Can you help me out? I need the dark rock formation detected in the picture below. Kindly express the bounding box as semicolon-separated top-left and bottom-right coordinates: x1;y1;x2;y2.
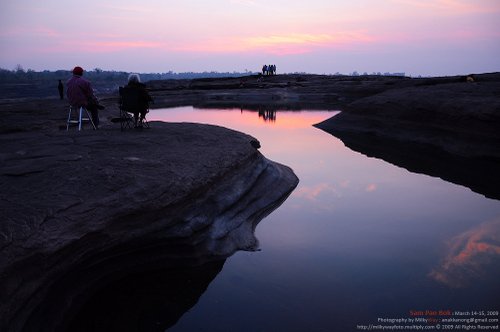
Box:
315;73;500;200
146;74;414;110
0;100;298;331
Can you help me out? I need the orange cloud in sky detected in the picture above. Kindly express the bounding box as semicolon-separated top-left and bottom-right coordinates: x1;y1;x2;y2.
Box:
246;34;335;46
246;32;377;54
245;34;335;55
174;31;377;55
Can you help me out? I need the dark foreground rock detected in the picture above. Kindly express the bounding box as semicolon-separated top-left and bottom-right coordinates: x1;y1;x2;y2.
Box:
0;100;298;332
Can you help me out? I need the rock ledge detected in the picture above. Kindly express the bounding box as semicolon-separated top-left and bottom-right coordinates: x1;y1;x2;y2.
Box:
0;118;298;331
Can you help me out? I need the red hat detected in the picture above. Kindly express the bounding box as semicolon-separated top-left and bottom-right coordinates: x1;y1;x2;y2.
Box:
72;66;84;76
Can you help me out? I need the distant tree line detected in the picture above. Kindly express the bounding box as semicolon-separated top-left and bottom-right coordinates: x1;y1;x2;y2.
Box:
0;66;258;83
0;65;410;99
340;71;406;77
0;65;409;83
0;66;262;98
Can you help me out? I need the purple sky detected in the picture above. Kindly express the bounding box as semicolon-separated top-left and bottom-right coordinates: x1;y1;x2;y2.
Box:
1;0;499;76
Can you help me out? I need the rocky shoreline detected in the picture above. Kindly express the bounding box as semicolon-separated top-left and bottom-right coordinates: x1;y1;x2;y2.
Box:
313;73;500;200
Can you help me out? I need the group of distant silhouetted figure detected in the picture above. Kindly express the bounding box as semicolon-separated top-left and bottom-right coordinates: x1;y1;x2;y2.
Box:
262;64;277;76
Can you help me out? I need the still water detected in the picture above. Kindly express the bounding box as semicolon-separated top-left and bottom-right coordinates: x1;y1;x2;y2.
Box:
151;107;500;332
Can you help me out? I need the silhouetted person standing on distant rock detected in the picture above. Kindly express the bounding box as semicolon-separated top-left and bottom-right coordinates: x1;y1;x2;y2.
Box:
58;80;64;99
262;64;268;76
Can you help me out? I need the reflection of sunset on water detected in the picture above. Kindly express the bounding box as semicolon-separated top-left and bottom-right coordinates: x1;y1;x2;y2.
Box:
158;107;337;128
430;219;500;288
151;107;500;331
154;108;342;156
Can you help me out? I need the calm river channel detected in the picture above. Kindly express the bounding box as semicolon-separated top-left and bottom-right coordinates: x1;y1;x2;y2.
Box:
150;107;500;332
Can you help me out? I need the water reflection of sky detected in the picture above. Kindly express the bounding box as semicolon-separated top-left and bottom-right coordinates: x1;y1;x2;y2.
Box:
151;107;500;332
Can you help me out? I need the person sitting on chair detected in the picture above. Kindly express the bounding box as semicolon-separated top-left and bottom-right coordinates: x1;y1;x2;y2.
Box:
66;66;104;128
125;74;152;128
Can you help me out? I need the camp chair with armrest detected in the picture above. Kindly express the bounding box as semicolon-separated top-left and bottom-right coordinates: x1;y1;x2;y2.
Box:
118;86;150;130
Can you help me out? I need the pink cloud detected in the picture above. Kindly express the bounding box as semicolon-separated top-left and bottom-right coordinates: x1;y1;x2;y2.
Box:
76;40;164;52
340;180;350;188
390;0;500;15
229;0;257;5
0;26;60;38
27;35;166;54
97;4;155;14
429;219;500;288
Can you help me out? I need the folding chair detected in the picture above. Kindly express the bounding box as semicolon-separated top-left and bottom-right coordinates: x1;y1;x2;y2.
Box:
66;105;96;131
118;87;134;131
119;86;150;130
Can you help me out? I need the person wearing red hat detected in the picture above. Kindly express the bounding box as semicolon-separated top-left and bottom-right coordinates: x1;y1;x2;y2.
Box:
66;66;103;127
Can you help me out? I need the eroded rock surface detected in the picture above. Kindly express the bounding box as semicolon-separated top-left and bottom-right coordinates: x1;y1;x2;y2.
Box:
0;102;298;331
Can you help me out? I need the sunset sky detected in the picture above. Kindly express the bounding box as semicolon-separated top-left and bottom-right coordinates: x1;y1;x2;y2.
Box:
1;0;499;76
